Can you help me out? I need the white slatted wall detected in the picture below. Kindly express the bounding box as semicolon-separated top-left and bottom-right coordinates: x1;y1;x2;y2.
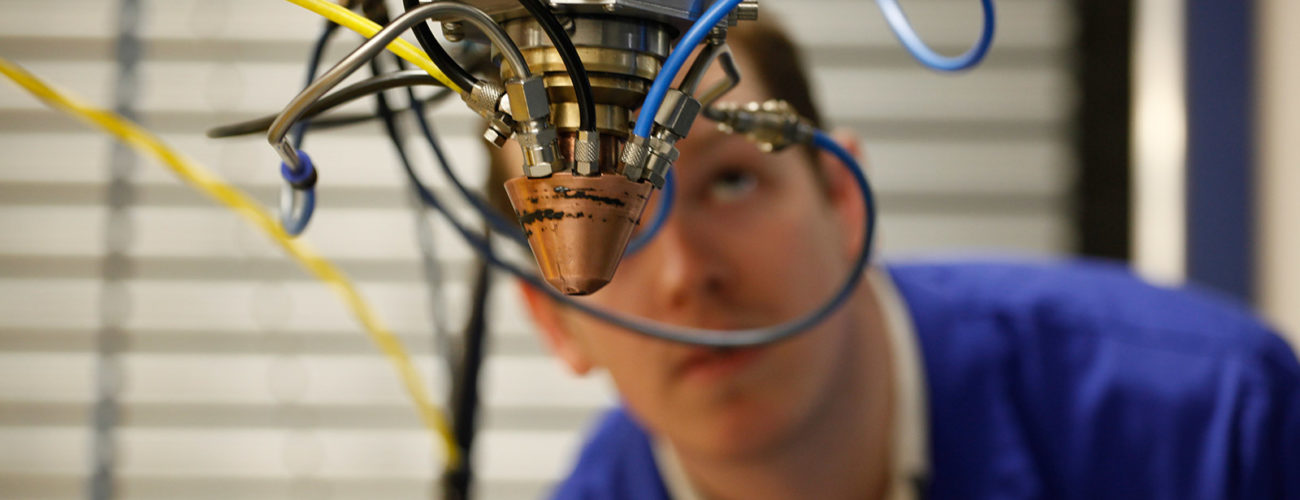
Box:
0;0;1074;498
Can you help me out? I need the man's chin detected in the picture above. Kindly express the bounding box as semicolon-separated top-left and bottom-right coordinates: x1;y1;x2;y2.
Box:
669;395;803;460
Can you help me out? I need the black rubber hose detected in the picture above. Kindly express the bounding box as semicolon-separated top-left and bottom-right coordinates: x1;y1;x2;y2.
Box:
205;73;450;138
518;0;597;131
293;19;341;149
403;0;479;93
444;256;491;500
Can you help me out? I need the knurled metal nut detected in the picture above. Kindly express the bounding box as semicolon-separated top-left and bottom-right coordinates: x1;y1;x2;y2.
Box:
574;140;600;162
621;145;648;169
466;83;505;116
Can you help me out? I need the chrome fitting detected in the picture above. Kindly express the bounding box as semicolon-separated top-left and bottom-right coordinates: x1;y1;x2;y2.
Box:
735;0;760;22
574;130;602;176
622;90;700;188
654;89;702;139
505;76;551;123
515;119;559;178
503;76;558;177
463;81;515;148
620;134;678;189
708;99;815;153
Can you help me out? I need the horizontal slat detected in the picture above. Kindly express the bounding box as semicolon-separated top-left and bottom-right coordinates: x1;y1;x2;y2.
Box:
772;0;1068;50
0;326;545;357
1;0;1060;47
879;210;1072;256
2;61;1069;124
0;401;591;432
0;351;608;407
0;426;586;480
0;133;1070;196
0;474;555;500
0;205;1070;261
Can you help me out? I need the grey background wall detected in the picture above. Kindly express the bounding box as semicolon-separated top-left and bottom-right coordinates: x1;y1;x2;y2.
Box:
0;1;1075;498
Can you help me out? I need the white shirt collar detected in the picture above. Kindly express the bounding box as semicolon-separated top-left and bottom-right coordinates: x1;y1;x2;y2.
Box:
653;268;930;499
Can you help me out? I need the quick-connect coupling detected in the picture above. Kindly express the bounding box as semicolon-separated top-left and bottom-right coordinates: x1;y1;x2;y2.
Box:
706;99;815;152
622;89;701;188
462;81;514;148
507;76;559;178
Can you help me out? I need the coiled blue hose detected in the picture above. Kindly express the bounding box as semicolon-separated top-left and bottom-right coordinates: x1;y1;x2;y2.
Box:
876;0;996;71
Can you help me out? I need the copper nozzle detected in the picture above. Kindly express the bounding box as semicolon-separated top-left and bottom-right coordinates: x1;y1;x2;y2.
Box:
505;173;654;295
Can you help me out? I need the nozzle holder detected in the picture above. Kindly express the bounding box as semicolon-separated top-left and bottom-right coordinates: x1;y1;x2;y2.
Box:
505;173;654;295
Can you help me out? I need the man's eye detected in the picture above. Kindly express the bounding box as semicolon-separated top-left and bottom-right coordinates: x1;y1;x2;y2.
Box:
709;169;758;203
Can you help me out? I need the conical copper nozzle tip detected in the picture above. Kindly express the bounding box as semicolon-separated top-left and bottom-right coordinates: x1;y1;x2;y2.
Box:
505;173;654;295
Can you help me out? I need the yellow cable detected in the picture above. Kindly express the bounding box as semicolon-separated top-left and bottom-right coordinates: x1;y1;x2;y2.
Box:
285;0;465;94
0;57;461;470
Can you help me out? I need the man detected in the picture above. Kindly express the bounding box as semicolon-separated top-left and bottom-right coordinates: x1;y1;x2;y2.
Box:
487;19;1300;500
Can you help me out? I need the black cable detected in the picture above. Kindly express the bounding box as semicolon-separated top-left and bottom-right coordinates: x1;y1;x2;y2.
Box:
294;19;342;150
518;0;597;131
390;32;490;500
362;5;489;497
363;53;475;499
206;75;451;139
444;256;491;500
403;0;479;93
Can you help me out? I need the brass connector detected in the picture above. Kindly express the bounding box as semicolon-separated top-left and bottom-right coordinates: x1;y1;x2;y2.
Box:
707;99;815;152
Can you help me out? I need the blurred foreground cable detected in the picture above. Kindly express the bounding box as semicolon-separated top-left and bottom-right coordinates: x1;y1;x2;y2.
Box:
0;56;461;470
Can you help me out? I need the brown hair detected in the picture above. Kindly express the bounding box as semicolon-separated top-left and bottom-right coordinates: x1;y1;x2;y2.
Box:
726;17;823;130
486;16;824;217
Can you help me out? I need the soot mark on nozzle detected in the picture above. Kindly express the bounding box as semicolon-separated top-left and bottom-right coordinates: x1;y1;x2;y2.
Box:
505;173;654;295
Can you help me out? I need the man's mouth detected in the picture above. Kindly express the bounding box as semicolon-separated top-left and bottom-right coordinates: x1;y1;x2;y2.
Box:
675;347;766;383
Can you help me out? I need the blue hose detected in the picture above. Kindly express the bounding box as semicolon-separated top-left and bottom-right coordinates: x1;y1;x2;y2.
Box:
279;20;337;236
633;0;743;138
281;188;316;237
876;0;996;72
624;168;675;254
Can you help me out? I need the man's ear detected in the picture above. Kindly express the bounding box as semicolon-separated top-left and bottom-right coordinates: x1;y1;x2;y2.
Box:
816;129;870;259
518;281;595;375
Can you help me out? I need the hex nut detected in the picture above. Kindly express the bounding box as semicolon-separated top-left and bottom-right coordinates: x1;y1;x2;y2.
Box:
506;76;552;122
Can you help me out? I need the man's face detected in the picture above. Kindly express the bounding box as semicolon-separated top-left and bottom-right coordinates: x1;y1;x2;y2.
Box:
521;53;867;458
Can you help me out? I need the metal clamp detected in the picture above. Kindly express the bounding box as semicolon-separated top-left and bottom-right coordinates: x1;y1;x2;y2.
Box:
679;43;741;109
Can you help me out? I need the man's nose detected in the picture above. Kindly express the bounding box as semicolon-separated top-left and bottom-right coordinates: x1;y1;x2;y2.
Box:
643;214;730;314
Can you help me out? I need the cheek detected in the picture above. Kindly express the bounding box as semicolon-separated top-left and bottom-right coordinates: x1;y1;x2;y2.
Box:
566;312;671;394
723;198;846;313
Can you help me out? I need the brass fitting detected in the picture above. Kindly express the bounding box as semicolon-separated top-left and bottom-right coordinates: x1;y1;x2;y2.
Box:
707;99;815;153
